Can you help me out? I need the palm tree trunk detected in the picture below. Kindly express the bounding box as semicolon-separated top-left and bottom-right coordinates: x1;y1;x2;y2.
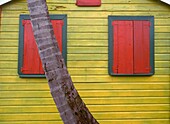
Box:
27;0;99;123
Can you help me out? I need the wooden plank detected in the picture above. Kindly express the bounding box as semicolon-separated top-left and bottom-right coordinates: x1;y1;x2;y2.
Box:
0;25;19;31
0;54;17;60
68;47;107;53
0;69;17;75
83;97;170;105
0;61;17;68
0;75;169;83
0;97;169;106
68;40;108;47
68;54;170;61
0;83;169;91
155;68;170;75
2;11;170;18
0;53;169;61
1;18;170;26
0;40;18;47
155;47;170;53
60;61;107;68
156;26;170;32
1;25;170;34
1;32;169;40
0;61;169;69
155;61;170;68
68;26;107;33
68;68;108;75
0;112;169;120
0;90;169;98
0;67;169;76
155;33;170;40
68;54;108;61
0;46;169;54
155;40;170;47
0;120;169;124
155;19;170;25
0;47;18;54
56;61;170;68
0;39;168;47
71;75;170;82
0;121;63;124
2;39;168;48
0;104;169;113
0;32;18;39
155;54;170;61
98;119;170;124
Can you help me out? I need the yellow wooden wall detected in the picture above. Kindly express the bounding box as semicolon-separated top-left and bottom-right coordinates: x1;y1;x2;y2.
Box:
0;0;170;123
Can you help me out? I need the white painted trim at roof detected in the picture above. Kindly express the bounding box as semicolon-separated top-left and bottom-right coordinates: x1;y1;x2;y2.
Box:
161;0;170;5
0;0;11;6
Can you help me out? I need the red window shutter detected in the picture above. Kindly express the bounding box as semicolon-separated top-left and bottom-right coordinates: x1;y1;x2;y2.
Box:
21;20;43;74
134;21;151;74
112;21;134;74
76;0;101;6
21;20;63;75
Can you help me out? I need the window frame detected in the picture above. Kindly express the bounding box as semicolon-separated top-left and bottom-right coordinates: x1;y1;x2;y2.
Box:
108;16;154;76
18;14;67;78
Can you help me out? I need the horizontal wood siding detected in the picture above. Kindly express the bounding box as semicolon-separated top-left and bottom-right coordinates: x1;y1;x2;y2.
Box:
0;0;170;123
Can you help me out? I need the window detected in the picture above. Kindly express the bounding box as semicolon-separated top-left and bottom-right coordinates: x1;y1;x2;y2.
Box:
76;0;101;6
18;15;67;77
108;16;154;75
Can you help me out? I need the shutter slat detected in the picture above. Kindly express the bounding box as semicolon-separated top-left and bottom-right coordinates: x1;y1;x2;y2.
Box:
134;21;150;74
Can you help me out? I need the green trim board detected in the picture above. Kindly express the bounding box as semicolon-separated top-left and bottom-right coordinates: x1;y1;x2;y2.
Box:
108;16;155;76
18;14;67;78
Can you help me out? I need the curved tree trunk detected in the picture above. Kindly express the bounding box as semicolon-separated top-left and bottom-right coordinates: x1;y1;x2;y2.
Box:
27;0;99;124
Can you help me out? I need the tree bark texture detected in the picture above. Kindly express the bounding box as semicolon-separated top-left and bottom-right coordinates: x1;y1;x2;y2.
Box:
27;0;99;124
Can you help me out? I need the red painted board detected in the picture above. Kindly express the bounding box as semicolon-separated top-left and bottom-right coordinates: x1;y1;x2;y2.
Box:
76;0;101;6
134;21;150;74
112;21;134;74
